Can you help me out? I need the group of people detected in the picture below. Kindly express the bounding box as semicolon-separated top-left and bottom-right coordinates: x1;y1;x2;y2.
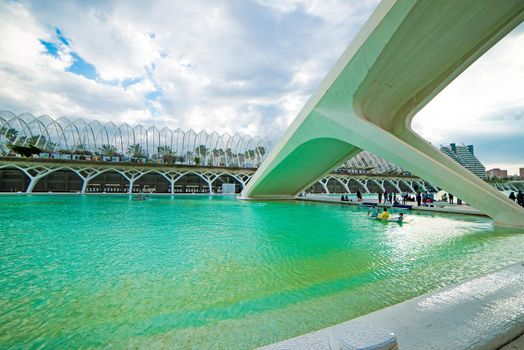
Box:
340;190;364;202
367;205;404;222
509;190;524;207
415;191;435;206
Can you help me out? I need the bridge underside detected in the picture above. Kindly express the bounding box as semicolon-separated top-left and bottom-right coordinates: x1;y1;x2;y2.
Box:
241;0;524;228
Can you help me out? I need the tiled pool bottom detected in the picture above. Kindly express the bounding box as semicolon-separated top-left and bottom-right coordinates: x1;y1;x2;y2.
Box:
1;195;523;349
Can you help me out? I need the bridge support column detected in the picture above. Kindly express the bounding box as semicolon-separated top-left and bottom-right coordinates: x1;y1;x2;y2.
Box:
356;179;370;193
21;166;57;193
319;178;330;194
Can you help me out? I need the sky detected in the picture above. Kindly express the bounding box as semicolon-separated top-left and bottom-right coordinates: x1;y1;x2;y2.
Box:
0;0;523;174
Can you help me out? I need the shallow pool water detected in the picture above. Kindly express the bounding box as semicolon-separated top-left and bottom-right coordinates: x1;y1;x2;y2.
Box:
1;195;523;349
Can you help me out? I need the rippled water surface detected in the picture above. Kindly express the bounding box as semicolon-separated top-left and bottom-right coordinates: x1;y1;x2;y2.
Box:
1;195;523;349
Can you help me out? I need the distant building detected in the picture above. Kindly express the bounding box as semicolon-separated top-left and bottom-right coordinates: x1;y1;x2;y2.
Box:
520;168;524;180
440;143;486;179
485;168;508;179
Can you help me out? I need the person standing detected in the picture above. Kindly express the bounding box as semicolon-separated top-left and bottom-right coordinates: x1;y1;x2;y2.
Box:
384;190;388;203
508;192;516;202
517;191;524;207
356;189;362;201
416;191;422;206
378;191;383;204
449;193;454;204
388;192;393;203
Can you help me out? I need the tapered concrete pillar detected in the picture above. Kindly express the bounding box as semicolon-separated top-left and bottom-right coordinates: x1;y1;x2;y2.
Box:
242;0;524;228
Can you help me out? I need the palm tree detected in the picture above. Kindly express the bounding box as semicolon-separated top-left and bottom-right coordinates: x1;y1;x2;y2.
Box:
225;148;233;166
0;127;18;142
128;143;146;158
195;144;208;164
185;151;193;164
255;146;266;157
157;145;173;156
100;144;118;157
158;145;176;164
73;144;92;155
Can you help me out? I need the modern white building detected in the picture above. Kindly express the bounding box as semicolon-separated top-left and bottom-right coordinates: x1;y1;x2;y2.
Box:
440;143;486;179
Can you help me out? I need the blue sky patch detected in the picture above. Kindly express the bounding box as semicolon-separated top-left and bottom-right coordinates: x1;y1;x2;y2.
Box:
55;27;70;46
145;89;161;101
39;39;59;58
66;52;98;80
122;77;143;88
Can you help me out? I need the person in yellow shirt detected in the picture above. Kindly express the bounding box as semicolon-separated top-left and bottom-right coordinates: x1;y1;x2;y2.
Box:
378;207;390;220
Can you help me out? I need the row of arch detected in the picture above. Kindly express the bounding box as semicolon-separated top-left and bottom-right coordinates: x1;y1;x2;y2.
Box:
0;163;439;195
492;182;521;192
317;176;438;194
0;111;272;168
0;164;252;194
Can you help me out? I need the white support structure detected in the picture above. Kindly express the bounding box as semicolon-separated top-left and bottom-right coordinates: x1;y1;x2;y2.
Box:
370;179;385;192
356;179;370;193
318;178;330;194
0;161;518;200
400;179;416;194
385;179;401;193
74;168;104;193
415;180;427;192
334;177;351;194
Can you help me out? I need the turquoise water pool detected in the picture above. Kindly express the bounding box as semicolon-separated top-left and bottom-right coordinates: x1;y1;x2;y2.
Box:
1;195;523;349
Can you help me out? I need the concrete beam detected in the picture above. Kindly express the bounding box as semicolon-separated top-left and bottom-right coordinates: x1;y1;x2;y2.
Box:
241;0;524;228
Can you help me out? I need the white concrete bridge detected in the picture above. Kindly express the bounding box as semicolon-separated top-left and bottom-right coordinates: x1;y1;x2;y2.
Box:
242;0;524;228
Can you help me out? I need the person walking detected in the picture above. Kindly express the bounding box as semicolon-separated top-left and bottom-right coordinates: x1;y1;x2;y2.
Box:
416;191;422;206
517;191;524;207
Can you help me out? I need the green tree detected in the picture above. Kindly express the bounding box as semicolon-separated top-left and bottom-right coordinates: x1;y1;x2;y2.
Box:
9;144;42;157
72;144;92;155
195;145;208;162
128;143;146;158
185;151;193;164
100;144;118;157
157;145;173;156
255;146;266;157
158;145;176;164
0;127;18;142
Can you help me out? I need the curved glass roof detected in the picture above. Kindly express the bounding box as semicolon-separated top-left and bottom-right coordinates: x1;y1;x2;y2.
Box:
0;111;271;168
0;111;406;173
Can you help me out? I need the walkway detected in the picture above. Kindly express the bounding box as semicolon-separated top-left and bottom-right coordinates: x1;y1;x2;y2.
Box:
300;195;487;217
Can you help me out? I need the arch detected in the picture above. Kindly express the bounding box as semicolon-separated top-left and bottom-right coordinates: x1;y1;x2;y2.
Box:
33;168;83;192
212;173;244;193
88;170;130;193
245;137;359;198
0;165;30;192
348;178;368;193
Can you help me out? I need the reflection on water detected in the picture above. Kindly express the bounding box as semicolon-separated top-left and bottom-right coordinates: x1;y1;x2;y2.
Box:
0;195;523;349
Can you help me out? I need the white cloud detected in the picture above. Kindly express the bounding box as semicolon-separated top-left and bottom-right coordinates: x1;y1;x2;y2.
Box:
0;0;522;172
413;25;524;142
412;24;524;171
